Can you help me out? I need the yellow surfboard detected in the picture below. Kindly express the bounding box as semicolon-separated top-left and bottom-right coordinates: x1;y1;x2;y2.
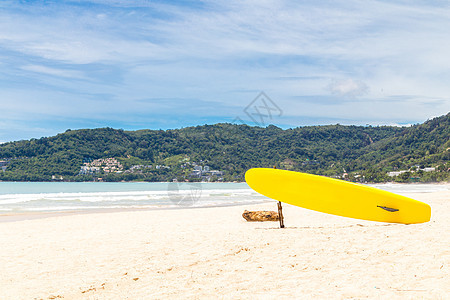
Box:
245;168;431;224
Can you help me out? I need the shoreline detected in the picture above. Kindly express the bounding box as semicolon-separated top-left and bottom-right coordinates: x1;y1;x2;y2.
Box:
1;180;450;184
0;183;448;223
0;200;273;223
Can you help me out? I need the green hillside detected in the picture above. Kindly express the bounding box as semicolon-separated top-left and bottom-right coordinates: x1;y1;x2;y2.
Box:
0;113;448;182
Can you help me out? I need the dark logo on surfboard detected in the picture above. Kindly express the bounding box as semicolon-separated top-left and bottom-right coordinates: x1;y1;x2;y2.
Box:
377;205;399;212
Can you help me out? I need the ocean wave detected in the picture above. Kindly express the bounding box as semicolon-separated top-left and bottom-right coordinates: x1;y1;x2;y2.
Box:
367;183;449;194
0;185;267;213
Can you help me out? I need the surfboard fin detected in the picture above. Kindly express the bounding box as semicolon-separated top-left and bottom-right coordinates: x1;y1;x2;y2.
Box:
377;205;399;212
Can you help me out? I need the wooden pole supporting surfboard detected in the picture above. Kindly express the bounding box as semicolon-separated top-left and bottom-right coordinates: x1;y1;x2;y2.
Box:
272;166;285;228
277;201;285;228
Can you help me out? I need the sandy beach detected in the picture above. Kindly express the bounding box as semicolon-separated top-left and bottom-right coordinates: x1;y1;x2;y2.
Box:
0;188;449;299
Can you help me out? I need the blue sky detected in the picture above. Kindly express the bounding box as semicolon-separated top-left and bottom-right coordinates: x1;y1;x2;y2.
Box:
1;0;449;142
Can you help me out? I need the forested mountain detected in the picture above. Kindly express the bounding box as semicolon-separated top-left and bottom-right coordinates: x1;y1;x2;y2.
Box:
0;113;448;182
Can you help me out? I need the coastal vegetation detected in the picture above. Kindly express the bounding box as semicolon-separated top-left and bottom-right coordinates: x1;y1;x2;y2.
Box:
0;113;448;183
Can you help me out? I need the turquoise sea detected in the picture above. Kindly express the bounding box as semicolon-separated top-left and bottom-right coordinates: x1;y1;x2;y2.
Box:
0;182;270;213
0;181;447;214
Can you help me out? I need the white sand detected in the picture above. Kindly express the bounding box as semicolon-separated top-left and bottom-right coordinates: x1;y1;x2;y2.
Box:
0;188;449;299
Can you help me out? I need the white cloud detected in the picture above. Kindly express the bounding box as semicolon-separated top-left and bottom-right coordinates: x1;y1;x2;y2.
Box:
21;65;86;79
0;0;449;141
326;79;369;98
